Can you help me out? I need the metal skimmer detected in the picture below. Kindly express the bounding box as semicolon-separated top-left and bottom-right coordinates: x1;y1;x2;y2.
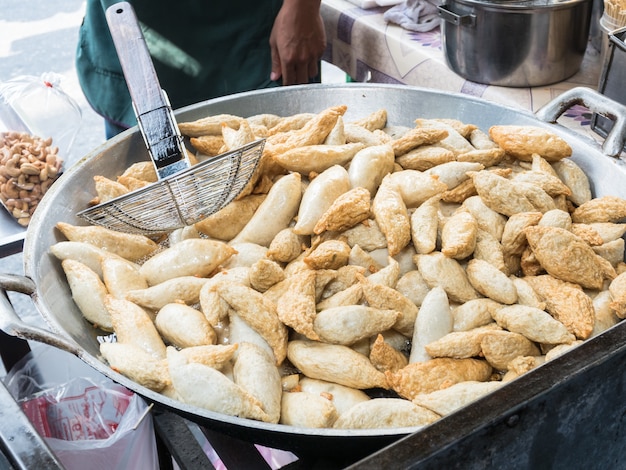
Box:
77;2;264;235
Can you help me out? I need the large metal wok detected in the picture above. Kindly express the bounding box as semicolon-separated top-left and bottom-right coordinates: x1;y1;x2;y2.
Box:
2;84;626;461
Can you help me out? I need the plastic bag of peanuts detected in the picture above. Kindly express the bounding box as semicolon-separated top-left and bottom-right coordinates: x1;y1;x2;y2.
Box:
0;73;82;227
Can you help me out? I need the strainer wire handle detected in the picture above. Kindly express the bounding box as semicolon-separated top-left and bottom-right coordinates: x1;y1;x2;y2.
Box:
105;2;189;179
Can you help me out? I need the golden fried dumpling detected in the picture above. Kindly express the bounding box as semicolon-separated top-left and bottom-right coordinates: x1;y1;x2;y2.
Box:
166;347;269;421
462;195;507;241
217;282;288;364
276;269;319;340
441;210;477;260
273;143;364;174
369;334;409;373
386;358;492;400
298;377;371;416
287;340;388;389
571;195;626;224
139;239;237;286
194;194;266;240
456;148;506;167
501;211;543;256
523;275;595;340
452;298;503;332
56;222;158;261
333;398;440;429
424;324;500;359
178;113;243;137
551;158;592;206
267;228;307;263
412;380;502;417
371;176;411;256
414;119;475;155
609;271;626;319
591;290;620;336
61;259;112;331
491;304;575;345
105;296;166;359
249;258;284;292
304;239;351;270
93;175;128;203
178;344;238;370
155;303;216;348
473;229;507;274
100;342;170;392
488;125;572;162
233;342;282;424
313;187;371;234
524;225;616;290
479;329;541;370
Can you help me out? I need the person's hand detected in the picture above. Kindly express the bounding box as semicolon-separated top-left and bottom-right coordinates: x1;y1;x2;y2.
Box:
269;0;326;85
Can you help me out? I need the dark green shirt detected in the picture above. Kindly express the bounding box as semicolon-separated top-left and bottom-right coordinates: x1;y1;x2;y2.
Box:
76;0;282;127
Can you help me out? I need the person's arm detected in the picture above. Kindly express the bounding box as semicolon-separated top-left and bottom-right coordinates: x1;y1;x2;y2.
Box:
269;0;326;85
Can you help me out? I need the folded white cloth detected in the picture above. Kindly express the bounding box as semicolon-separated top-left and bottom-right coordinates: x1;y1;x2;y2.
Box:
383;0;442;32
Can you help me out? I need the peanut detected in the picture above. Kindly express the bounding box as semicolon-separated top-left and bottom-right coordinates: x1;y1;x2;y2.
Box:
0;131;63;226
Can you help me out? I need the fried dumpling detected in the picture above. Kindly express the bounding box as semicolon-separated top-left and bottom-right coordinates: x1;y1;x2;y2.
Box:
333;398;439;429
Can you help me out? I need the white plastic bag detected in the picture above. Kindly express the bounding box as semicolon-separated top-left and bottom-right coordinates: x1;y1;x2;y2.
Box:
4;348;159;470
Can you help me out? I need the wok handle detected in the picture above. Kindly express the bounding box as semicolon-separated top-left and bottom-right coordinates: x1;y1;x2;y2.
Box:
536;86;626;158
0;274;82;356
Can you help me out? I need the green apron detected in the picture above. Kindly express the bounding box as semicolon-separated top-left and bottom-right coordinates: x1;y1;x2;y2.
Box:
76;0;282;127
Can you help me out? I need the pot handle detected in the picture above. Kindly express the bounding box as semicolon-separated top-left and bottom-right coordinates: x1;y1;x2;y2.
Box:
0;273;82;356
535;86;626;158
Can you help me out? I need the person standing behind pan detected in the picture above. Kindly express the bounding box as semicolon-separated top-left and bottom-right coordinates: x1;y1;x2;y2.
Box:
76;0;326;138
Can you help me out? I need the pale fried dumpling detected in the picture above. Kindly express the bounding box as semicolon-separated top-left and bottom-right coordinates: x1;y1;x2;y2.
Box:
324;115;346;145
466;259;517;305
287;340;388;389
501;211;543;256
551;158;592;206
510;276;545;309
488;125;572;162
105;296;166;359
334;398;439;429
410;195;440;254
424;162;483;190
120;161;158;182
414;252;480;303
220;119;255;151
386;170;448;208
155;303;217;348
100;342;170;392
139;239;237;286
126;276;209;311
512;171;572;198
409;286;453;363
228;312;274;360
313;187;371;234
101;256;147;299
456;148;506;167
217;282;288;364
462;195;507;241
441;210;477;260
369;334;409;372
544;341;584;362
224;242;268;269
280;391;338;428
414;119;475;155
591;290;620;337
248;258;285;292
502;356;545;382
538;209;572;230
313;305;400;345
412;380;502;417
178;113;243;137
396;145;456;171
350;108;388;131
342;218;388;251
266;228;307;263
233;342;282;424
391;127;449;157
194;194;266;240
56;222;158;262
294;165;351;236
273;143;364;174
231;172;303;247
479;330;541;370
452;298;502;332
424;324;500;359
473;229;507;274
92;175;129;203
571;195;626;223
491;304;575;344
50;241;120;278
344;123;385;146
371;175;411;256
524;225;616;290
61;259;112;331
593;238;625;267
166;347;269;421
523;275;595;340
189;134;225;157
360;274;419;336
347;144;395;194
298;377;371;416
366;256;400;287
276;269;319;340
386;358;493;400
396;270;430;307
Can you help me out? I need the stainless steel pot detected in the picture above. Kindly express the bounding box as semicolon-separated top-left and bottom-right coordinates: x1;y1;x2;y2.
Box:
1;84;626;461
438;0;593;87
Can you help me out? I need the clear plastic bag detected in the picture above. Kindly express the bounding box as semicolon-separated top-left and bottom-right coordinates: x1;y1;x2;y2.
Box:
4;348;159;470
